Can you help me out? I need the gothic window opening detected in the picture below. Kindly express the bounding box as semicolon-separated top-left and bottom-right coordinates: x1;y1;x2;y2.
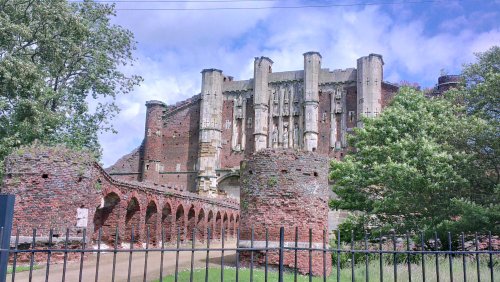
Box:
349;111;355;123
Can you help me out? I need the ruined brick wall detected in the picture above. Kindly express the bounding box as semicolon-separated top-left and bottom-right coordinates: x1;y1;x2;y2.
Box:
143;101;166;183
1;145;239;245
239;149;331;276
381;82;399;108
105;143;143;182
437;75;461;94
317;90;332;156
158;99;201;192
1;145;100;237
345;86;358;129
220;100;245;169
244;96;255;157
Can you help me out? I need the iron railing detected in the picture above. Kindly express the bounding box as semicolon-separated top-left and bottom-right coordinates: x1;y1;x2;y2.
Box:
0;226;498;282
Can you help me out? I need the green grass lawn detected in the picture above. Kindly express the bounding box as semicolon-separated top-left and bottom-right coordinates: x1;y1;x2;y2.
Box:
154;257;499;281
7;265;42;274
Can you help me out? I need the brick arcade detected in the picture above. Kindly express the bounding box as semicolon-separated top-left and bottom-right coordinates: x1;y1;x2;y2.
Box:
1;146;239;245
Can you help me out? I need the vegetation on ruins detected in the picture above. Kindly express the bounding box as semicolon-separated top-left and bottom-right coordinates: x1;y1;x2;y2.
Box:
330;46;499;240
0;0;142;181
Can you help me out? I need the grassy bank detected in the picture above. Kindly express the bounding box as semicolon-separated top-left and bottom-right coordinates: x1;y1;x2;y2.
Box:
154;257;498;281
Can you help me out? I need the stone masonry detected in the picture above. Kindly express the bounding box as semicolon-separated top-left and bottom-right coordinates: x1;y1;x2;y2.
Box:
107;52;400;197
106;52;453;199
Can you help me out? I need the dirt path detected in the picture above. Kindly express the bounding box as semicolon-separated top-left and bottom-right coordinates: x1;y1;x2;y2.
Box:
7;240;236;282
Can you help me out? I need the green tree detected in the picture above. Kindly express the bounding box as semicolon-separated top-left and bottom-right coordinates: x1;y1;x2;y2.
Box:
460;46;500;121
442;46;500;234
330;86;499;239
450;46;500;188
0;0;142;179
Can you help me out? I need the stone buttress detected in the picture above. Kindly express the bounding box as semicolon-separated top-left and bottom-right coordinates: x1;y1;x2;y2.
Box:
197;69;224;195
356;54;383;126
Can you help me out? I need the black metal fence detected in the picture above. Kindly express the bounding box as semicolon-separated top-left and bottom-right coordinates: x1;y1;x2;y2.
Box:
0;225;498;282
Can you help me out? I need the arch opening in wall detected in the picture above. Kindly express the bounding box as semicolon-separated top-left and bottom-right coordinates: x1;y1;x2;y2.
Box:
215;211;222;240
187;206;196;241
145;200;158;246
197;209;206;242
176;205;186;241
217;174;240;200
93;192;121;244
229;214;235;238
223;212;229;238
125;197;141;243
161;203;173;243
207;210;214;240
236;215;240;230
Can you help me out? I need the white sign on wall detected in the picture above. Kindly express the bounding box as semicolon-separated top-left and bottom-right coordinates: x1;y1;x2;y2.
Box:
76;208;89;228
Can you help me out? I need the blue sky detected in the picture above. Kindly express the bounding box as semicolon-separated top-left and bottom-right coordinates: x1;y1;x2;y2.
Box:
98;0;500;167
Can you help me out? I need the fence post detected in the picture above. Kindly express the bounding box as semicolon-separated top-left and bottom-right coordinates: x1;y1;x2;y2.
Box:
278;226;285;282
0;194;15;282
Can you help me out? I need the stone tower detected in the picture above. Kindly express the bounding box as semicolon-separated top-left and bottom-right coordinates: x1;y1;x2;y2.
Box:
239;149;331;276
197;69;224;195
437;75;461;93
253;56;273;152
143;100;166;182
356;54;383;126
303;52;321;151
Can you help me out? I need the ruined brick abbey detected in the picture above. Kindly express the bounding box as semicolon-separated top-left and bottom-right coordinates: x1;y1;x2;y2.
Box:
107;52;406;199
1;51;458;275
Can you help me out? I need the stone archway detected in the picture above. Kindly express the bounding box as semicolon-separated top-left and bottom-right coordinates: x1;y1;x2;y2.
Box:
187;206;196;241
93;192;121;244
145;200;158;246
217;174;240;200
197;209;206;242
175;204;186;241
229;214;235;238
215;211;222;240
223;212;229;239
125;197;141;243
162;202;173;243
207;210;214;240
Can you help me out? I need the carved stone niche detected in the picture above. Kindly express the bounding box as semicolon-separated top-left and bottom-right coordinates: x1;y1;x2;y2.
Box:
235;95;243;107
284;86;290;103
335;141;341;150
335;88;342;100
273;89;279;104
293;103;300;116
234;144;241;151
335;101;342;114
247;117;253;128
283;103;290;116
273;104;280;117
321;112;327;122
293;87;304;103
235;108;243;119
